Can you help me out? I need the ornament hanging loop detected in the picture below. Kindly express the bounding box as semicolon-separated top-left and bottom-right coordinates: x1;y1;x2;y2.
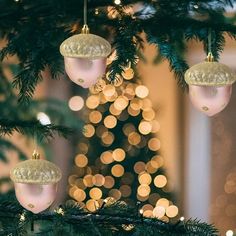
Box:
81;24;90;34
206;52;214;62
32;150;40;160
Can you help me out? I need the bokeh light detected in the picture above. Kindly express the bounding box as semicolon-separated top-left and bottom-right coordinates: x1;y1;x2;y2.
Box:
75;154;88;168
68;96;84;111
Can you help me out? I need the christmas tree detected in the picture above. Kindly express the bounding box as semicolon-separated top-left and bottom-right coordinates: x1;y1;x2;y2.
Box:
1;0;236;235
68;73;177;221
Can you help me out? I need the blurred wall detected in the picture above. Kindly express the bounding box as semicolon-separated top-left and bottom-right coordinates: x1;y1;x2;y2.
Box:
138;42;185;211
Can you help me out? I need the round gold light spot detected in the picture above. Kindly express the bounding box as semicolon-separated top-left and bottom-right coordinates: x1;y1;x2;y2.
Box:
108;189;121;200
142;109;155;121
135;85;149;98
104;176;115;189
128;132;141;145
83;124;95;138
103;84;116;97
151;120;160;133
141;98;152;110
75;154;88;167
153;206;166;218
114;96;129;110
134;161;146;174
112;148;126;162
96;125;108;138
75;178;86;190
154;175;167;188
156;198;169;209
68;96;84;111
166;205;178;218
92;174;105;187
109;104;122;116
111;164;125;177
138;172;152;185
89;111;102;124
86;199;99;212
148;138;161;151
74;189;86;202
137;184;151;197
130;98;142;110
128;106;140;117
104;115;117;129
89;187;102;200
83;175;94;187
122;123;136;136
120;185;132;198
139;121;152;135
100;151;113;164
101;131;114;145
122;68;134;80
86;95;100;109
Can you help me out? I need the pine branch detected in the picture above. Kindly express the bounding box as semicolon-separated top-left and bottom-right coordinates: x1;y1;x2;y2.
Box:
0;119;73;141
145;33;188;89
0;199;219;236
0;139;27;162
107;14;141;82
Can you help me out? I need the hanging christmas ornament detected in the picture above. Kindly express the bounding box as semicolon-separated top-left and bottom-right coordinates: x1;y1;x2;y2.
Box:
10;151;62;214
60;0;111;88
184;30;236;116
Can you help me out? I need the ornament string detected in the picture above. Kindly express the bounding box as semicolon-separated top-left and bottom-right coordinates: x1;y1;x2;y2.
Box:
207;28;214;62
208;28;212;54
82;0;89;33
84;0;88;26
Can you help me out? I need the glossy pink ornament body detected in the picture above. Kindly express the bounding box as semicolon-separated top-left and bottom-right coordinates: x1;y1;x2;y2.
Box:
14;183;58;214
189;85;232;116
64;57;106;88
60;26;111;89
10;151;61;214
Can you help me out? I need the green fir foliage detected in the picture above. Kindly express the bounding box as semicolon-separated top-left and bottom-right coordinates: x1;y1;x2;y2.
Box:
0;196;218;236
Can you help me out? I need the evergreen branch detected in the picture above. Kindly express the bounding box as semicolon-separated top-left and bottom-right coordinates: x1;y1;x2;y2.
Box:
0;119;73;141
0;139;27;161
145;33;189;89
108;15;141;82
0;199;219;236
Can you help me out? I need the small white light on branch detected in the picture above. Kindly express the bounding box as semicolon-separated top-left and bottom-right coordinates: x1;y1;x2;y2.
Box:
54;207;64;216
139;209;144;215
180;216;185;221
104;199;108;203
226;230;234;236
37;112;51;125
114;0;121;5
19;213;26;222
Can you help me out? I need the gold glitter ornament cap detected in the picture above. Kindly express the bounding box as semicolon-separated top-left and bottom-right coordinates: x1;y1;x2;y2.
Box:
60;25;111;60
10;151;62;184
184;53;236;86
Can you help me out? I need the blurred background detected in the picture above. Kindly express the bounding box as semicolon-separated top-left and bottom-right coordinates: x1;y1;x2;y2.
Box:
1;11;236;236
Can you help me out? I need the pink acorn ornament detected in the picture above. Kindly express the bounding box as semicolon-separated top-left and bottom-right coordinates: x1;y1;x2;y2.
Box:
185;53;236;116
60;24;111;88
10;151;61;214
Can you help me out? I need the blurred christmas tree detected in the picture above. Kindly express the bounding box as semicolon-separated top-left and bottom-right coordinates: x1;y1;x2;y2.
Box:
68;66;178;222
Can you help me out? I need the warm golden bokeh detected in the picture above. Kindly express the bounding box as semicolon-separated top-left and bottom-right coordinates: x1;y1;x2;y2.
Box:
68;78;178;221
